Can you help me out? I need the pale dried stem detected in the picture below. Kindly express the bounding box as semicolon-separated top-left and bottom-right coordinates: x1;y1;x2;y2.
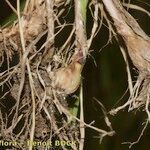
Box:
5;0;17;15
17;1;36;148
43;0;55;62
14;0;27;123
24;0;30;14
26;60;36;150
46;0;54;41
79;84;85;150
74;0;87;59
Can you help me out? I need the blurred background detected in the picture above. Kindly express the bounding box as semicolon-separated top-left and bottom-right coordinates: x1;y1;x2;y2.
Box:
0;0;150;150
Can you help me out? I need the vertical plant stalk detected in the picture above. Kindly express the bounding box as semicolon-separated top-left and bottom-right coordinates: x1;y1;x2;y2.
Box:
74;0;88;149
42;0;55;63
14;0;27;124
46;0;54;45
27;60;36;150
74;0;88;60
79;82;85;150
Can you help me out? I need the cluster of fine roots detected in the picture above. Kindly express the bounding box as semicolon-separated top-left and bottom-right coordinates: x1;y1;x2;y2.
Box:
0;1;81;150
0;0;150;149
